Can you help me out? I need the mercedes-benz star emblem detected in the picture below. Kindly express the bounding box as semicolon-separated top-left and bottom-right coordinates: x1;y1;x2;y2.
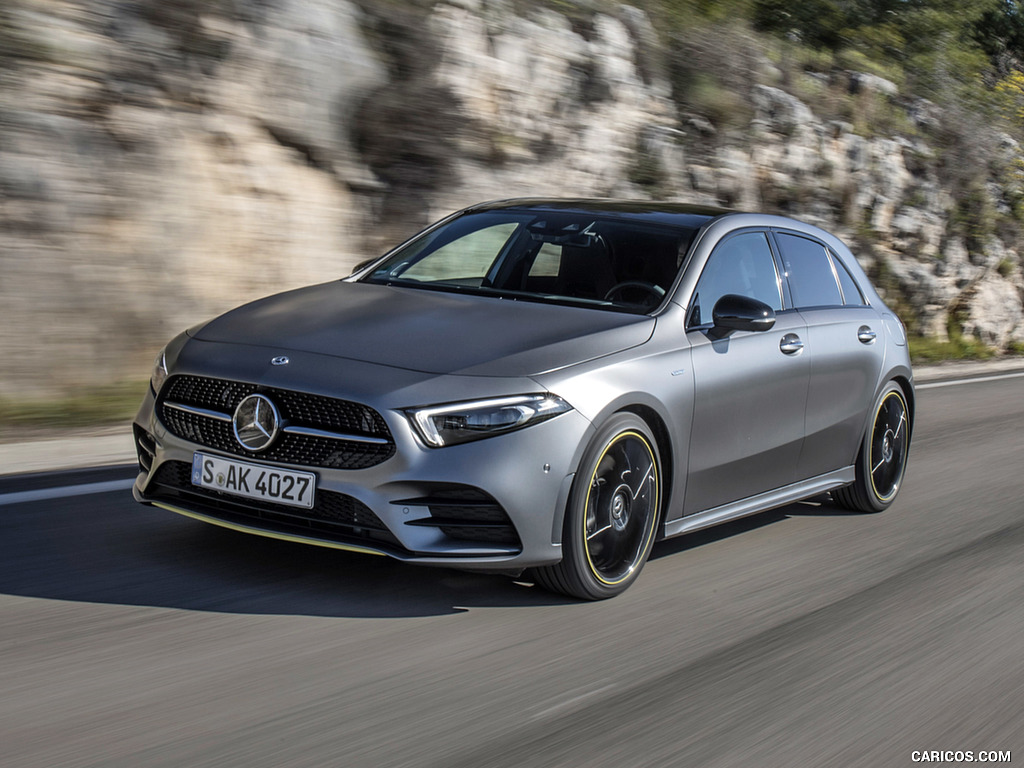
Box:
232;394;281;452
271;356;290;366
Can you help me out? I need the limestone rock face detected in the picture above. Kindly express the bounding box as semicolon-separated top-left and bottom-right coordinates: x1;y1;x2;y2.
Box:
426;2;678;213
964;276;1024;348
1;0;382;396
230;0;383;154
2;0;1024;397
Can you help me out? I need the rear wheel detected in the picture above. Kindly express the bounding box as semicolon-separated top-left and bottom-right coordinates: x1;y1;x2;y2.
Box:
533;413;661;600
833;382;910;513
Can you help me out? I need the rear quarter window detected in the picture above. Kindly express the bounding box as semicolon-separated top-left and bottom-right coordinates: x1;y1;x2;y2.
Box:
831;250;867;305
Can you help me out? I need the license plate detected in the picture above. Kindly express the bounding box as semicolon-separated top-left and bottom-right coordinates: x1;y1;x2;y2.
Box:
192;453;316;509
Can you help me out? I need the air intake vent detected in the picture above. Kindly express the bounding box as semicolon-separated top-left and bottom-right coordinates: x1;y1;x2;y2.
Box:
400;487;521;548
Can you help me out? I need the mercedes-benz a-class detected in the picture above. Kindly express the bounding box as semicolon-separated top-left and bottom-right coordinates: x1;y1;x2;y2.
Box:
133;200;913;599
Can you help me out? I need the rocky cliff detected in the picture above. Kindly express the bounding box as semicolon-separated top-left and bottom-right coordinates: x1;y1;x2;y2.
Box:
2;0;1022;398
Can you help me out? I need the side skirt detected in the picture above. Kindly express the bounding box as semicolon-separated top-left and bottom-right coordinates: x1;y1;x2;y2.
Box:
662;467;855;540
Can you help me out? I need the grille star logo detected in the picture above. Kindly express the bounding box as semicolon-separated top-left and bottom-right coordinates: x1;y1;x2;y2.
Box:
232;394;280;452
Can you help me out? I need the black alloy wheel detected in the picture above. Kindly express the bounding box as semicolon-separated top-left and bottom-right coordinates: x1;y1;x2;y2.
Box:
834;382;910;513
532;413;661;600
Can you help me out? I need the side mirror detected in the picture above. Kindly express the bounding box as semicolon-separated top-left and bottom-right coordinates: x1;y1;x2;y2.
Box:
711;294;776;333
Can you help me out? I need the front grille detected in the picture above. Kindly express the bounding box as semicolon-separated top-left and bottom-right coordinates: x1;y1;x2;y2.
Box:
157;375;395;470
147;460;404;551
401;487;521;548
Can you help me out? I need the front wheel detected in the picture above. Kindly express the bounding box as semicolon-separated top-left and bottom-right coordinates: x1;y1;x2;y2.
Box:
833;382;910;513
532;413;661;600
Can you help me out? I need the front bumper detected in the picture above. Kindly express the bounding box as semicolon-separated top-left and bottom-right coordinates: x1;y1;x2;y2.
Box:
133;379;593;571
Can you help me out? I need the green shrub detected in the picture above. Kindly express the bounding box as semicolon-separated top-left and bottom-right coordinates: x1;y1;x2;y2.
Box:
687;73;753;129
909;335;996;362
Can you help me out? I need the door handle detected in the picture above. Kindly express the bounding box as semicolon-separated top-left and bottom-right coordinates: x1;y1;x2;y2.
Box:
858;326;877;344
780;333;804;355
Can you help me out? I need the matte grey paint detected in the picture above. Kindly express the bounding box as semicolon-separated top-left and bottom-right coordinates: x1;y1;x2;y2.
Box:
134;201;914;574
192;281;655;377
685;310;809;513
797;306;885;477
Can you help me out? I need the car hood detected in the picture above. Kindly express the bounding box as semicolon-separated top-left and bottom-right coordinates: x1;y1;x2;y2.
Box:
191;281;655;377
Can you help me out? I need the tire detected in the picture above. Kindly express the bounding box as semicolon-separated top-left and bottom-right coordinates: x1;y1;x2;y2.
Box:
533;413;661;600
833;381;910;513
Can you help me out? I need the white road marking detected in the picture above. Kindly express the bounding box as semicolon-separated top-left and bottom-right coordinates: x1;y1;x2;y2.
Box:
0;479;135;507
529;684;617;721
917;371;1024;390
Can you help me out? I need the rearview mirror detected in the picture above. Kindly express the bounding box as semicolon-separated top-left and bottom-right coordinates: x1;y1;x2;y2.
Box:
711;294;776;334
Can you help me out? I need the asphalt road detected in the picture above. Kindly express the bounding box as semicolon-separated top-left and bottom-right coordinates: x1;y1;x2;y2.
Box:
1;374;1022;767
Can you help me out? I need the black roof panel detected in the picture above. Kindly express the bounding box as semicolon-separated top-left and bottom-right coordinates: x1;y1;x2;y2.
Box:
468;198;734;229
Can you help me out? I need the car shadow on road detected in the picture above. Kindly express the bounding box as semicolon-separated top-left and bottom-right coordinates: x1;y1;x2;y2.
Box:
649;493;867;560
0;491;574;618
1;487;874;617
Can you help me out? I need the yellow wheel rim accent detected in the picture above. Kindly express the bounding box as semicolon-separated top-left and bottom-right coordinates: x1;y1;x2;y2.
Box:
153;502;388;557
868;390;908;503
582;430;660;586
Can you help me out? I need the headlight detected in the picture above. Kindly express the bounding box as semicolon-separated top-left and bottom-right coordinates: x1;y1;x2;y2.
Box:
406;394;572;448
150;348;168;395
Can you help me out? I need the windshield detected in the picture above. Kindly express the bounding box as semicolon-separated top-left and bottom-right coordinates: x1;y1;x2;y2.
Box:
360;210;698;313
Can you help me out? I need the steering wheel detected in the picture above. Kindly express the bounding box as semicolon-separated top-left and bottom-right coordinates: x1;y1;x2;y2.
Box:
604;281;666;305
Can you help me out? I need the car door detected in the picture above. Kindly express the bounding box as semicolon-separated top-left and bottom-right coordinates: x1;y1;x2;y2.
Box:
683;230;810;514
772;231;885;480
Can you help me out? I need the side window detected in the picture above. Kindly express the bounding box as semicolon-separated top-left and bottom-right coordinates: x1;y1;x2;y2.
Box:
831;251;866;305
776;233;843;308
690;231;782;326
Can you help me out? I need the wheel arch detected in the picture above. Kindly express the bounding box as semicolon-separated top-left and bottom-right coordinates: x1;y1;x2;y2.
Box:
619;404;674;537
892;373;915;442
857;368;915;457
533;408;665;599
551;401;676;546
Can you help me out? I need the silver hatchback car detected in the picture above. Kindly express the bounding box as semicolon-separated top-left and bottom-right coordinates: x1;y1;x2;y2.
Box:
134;199;913;599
